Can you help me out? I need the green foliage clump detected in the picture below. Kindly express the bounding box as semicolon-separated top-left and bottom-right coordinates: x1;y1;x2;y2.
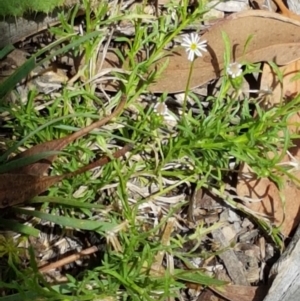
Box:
0;0;66;17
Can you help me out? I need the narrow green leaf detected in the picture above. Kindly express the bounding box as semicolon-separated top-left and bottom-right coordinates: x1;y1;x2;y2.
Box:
0;218;39;237
174;269;227;286
13;208;118;232
0;45;15;59
31;196;105;209
221;31;231;66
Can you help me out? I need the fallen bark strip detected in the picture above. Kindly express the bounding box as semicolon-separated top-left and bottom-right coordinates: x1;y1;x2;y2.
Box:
263;222;300;301
0;0;92;48
0;12;64;48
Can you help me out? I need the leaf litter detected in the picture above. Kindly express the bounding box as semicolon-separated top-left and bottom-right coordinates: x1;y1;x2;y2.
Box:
5;94;127;176
0;144;132;208
0;95;129;208
1;2;300;300
237;59;300;236
99;10;300;93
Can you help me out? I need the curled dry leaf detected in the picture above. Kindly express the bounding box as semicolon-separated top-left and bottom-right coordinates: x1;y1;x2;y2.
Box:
100;10;300;93
237;60;300;236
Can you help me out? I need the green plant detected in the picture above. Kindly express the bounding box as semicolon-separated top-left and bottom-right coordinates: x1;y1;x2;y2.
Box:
1;0;300;299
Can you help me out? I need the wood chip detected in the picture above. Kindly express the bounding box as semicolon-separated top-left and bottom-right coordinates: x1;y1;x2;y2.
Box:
208;0;249;12
212;228;249;286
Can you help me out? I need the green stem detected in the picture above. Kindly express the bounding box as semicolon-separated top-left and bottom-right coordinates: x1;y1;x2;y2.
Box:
182;59;195;115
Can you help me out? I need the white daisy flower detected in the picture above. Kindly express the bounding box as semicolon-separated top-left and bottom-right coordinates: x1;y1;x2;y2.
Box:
227;62;243;78
181;33;207;61
154;102;169;116
153;102;177;124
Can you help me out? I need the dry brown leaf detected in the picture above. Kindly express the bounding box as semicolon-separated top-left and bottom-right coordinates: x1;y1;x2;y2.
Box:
0;144;132;208
100;10;300;93
261;60;300;107
197;289;227;301
7;95;126;176
237;60;300;236
211;284;267;301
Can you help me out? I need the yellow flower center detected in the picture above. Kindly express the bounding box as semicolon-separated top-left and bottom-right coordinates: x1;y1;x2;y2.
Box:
190;43;197;51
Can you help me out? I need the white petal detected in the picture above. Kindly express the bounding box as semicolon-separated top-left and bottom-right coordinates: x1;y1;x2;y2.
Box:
194;49;202;57
191;33;199;43
181;42;191;47
227;62;243;78
154;102;168;115
182;36;191;44
188;51;194;61
199;46;207;52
